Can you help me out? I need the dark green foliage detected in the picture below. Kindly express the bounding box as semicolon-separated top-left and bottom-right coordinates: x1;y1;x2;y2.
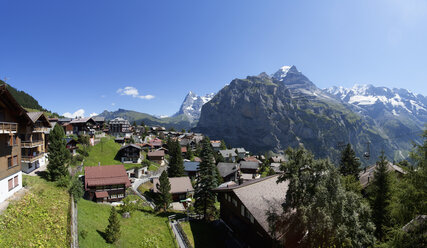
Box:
339;143;361;179
105;207;121;243
69;176;84;202
274;147;375;247
185;144;193;160
47;125;70;181
141;159;151;168
390;129;427;227
156;171;172;211
0;81;45;110
167;139;185;177
120;197;136;215
77;135;90;157
194;138;219;221
370;151;392;240
55;176;70;188
220;140;227;150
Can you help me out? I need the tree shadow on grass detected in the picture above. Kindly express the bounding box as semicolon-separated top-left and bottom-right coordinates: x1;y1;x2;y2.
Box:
36;171;49;180
96;229;107;242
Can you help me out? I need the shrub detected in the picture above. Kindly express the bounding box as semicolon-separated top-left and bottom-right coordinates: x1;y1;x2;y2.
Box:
80;230;88;240
55;176;70;188
69;176;84;201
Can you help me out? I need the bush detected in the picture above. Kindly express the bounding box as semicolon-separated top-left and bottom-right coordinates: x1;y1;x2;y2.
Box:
55;176;70;188
69;176;84;201
80;230;88;240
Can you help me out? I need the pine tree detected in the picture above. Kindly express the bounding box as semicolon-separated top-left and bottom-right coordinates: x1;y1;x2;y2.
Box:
185;143;193;160
371;151;392;240
47;124;70;181
275;147;375;247
220;140;227;150
194;138;219;221
339;143;361;179
105;207;121;243
156;171;172;211
168;140;185;177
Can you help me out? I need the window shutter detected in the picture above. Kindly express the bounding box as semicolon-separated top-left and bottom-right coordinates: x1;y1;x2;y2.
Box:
14;176;18;187
8;179;13;191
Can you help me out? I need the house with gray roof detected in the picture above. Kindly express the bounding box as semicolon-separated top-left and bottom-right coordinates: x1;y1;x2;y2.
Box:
212;175;290;247
219;149;237;162
235;148;247;159
239;161;260;174
359;162;406;188
183;161;200;178
217;162;239;182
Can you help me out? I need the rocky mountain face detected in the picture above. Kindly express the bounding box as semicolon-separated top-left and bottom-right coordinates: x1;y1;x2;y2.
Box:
196;66;422;164
174;91;215;123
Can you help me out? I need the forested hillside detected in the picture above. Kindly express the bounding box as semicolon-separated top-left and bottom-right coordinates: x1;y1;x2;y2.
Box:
0;80;45;111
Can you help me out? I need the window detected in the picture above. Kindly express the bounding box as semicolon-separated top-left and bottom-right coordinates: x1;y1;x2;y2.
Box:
8;179;13;191
110;194;117;199
232;198;237;207
14;176;18;187
8;157;12;168
117;193;124;198
241;205;245;216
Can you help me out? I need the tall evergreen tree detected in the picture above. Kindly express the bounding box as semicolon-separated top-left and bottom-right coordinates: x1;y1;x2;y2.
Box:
105;207;121;243
220;139;227;150
194;138;219;221
167;140;185;177
185;143;193;160
156;171;172;211
339;143;361;179
274;147;375;247
371;151;392;240
47;124;70;181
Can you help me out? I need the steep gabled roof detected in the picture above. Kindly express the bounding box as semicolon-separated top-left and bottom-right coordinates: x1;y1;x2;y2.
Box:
153;176;194;194
84;165;130;189
0;84;32;123
217;162;239;178
26;111;52;127
213;175;289;237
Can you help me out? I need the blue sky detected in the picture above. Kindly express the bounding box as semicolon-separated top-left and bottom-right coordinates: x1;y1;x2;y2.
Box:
1;0;426;117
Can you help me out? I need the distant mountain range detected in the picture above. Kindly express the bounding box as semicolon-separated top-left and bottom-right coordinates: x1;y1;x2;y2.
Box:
98;91;215;130
195;65;425;164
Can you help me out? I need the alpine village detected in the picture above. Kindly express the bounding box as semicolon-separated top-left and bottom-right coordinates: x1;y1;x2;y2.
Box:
1;2;427;248
0;64;426;248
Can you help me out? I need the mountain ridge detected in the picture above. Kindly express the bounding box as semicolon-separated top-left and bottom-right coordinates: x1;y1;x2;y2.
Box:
196;66;423;164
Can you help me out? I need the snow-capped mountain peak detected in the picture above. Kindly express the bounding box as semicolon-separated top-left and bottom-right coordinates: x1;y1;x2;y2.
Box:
325;84;427;120
174;91;215;122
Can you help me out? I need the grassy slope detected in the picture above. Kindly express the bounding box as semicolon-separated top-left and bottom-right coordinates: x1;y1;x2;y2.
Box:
0;176;70;247
78;199;176;248
83;137;141;170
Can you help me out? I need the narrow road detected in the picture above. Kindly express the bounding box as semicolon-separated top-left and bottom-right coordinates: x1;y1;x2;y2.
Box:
171;220;188;248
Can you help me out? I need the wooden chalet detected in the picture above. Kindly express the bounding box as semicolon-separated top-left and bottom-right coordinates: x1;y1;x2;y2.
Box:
212;176;290;247
153;176;194;201
84;165;131;203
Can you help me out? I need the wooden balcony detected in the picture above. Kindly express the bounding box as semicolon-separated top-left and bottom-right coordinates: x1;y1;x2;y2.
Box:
21;140;44;148
21;153;45;163
33;126;49;133
0;122;18;134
